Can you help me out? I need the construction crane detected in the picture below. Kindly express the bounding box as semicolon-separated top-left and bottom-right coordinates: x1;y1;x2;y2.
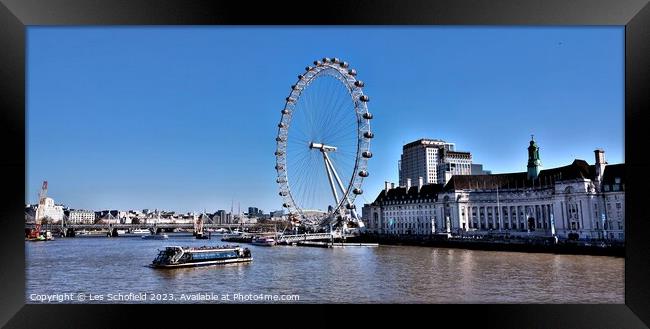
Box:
27;181;50;241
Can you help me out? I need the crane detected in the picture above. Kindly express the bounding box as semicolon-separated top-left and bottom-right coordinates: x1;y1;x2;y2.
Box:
27;181;49;241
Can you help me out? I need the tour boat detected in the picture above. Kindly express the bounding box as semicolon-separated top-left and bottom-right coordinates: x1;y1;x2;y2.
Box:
150;245;252;268
251;236;276;246
131;228;151;234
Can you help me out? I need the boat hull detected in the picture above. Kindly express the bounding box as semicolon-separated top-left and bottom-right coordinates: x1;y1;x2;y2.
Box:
251;238;276;246
150;257;252;269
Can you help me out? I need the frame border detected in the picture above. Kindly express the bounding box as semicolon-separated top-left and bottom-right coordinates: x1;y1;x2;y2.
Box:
1;0;648;328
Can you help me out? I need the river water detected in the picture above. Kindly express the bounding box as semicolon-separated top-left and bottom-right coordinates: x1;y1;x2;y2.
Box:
25;233;623;303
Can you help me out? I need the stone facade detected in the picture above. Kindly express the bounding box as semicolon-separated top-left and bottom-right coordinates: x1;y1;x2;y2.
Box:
363;140;624;242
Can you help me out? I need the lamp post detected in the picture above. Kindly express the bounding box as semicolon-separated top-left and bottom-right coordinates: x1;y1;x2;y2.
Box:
550;212;558;244
601;212;608;242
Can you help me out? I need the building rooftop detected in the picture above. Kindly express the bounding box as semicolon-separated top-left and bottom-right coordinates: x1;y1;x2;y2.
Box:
403;138;451;149
372;184;445;204
601;163;625;186
443;159;597;191
374;159;624;203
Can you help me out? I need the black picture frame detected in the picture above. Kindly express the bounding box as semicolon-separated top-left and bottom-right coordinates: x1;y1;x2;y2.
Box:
1;0;649;328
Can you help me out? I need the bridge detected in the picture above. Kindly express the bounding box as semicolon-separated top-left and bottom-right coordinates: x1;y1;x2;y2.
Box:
25;223;267;236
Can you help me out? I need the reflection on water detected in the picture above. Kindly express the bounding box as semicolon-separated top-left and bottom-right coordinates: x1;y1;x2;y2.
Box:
26;234;623;303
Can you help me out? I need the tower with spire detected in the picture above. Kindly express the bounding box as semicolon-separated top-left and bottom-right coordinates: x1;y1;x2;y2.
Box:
527;135;541;180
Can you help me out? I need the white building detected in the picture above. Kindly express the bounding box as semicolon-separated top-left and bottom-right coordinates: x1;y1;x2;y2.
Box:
68;210;96;224
398;138;473;186
362;180;442;236
364;138;625;242
34;197;64;223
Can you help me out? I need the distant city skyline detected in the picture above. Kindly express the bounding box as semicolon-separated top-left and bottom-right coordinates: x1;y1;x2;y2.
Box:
27;26;624;213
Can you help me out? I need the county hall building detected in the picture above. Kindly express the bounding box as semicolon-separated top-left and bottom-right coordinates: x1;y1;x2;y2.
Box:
362;137;625;241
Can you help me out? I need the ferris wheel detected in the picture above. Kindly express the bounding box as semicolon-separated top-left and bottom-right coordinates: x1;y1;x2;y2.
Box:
275;57;373;227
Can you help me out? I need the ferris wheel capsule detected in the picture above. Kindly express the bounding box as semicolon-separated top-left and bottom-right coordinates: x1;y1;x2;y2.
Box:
348;69;357;76
363;112;373;119
354;80;364;87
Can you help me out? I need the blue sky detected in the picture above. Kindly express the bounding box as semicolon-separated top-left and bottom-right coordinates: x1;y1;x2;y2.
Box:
27;27;624;213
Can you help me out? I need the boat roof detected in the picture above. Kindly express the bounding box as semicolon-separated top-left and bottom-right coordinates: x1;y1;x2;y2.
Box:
163;245;243;251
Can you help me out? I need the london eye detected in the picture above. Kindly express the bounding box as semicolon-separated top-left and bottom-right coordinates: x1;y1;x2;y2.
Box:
275;58;373;231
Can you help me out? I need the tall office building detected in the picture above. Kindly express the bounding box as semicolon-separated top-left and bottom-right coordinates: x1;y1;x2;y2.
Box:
399;139;473;186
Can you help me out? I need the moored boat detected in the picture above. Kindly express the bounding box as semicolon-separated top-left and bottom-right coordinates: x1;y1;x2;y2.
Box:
142;233;168;240
251;236;276;246
195;232;211;240
150;245;252;268
26;230;53;241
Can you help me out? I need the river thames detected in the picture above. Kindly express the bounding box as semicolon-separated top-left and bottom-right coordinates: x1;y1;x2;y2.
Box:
26;233;623;303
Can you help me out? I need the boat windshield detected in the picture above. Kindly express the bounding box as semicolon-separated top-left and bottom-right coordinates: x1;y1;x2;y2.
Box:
153;248;180;264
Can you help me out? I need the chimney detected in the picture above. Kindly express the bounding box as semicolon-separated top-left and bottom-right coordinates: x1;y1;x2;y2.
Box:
418;177;424;192
385;181;391;192
406;178;412;191
594;149;607;187
595;149;606;165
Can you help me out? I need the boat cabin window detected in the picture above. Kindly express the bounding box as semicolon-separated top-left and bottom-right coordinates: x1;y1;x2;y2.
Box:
190;251;238;260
